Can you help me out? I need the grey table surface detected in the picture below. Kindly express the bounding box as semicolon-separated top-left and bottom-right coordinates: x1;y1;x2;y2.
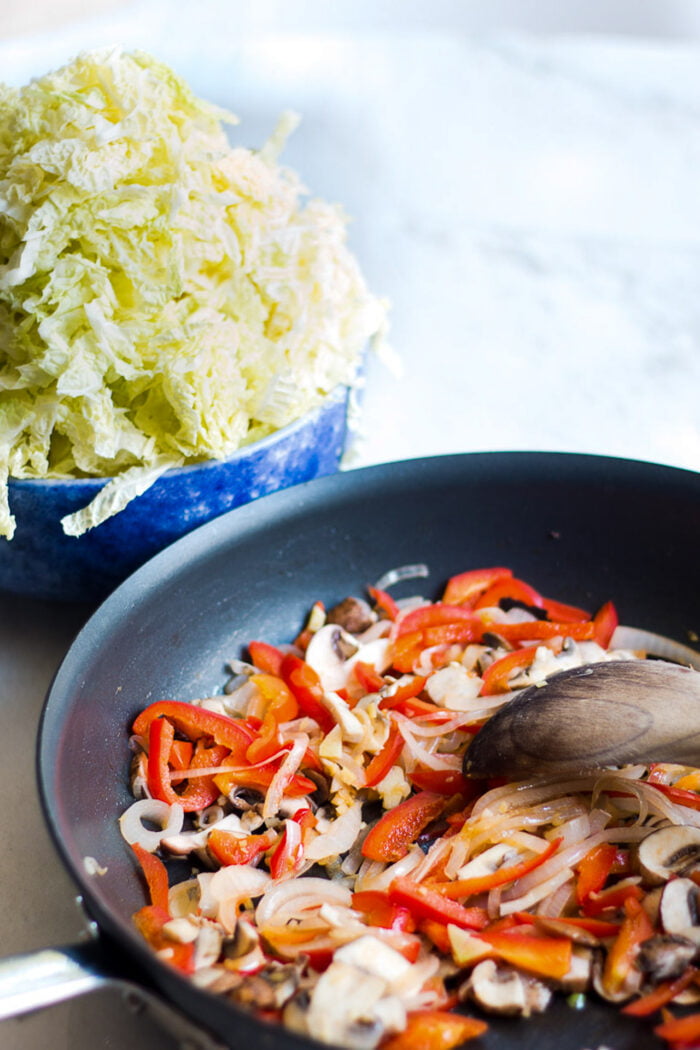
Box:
2;2;700;1047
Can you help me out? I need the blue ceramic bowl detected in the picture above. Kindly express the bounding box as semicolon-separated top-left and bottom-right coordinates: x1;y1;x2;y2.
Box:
0;387;350;603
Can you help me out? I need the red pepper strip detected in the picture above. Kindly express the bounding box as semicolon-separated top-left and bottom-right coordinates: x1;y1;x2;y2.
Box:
367;584;400;621
479;646;540;696
381;1009;488;1050
133;700;256;757
213;762;317;798
515;912;621;939
364;720;405;788
623;967;698;1017
474;576;545;611
423;623;480;647
245;675;299;765
654;1011;700;1046
650;782;700;811
477;928;572;981
378;675;428;710
442;567;513;607
354;660;386;694
601;896;655;1000
408;768;478;799
576;842;619;905
390;631;425;674
392;697;459;723
280;654;336;734
247;640;286;676
178;739;230;810
147;718;184;809
208;828;277;866
429;837;562;899
351;890;416;932
416;918;452;954
362;791;445;862
168;739;194;771
488;619;596;643
582;878;644;917
396;604;482;639
131;843;170;913
132;905;195;974
388;877;490;931
593;600;619;648
541;596;591;623
269;818;304;880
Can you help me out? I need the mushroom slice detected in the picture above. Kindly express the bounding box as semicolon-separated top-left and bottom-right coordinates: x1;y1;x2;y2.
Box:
229;962;302;1012
637;934;698;982
463;959;551;1017
306;960;393;1049
327;597;375;634
660;877;700;941
638;826;700;885
557;946;593;994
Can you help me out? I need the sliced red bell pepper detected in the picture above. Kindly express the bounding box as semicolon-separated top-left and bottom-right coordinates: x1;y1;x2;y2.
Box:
488;619;596;643
245;674;299;765
247;640;286;676
213;761;316;798
388;877;489;931
133;700;255;758
131;842;170;913
650;781;700;811
168;739;194;771
351;890;416;932
442;567;513;607
362;791;445;862
408;768;478;799
541;596;591;623
148;717;227;811
391;697;458;723
269;819;304;880
576;842;619;905
593;600;618;648
416;918;452;954
208;828;277;867
378;675;428;710
381;1009;487;1050
132;905;195;974
396;604;482;639
430;837;562;899
280;654;336;734
654;1010;700;1045
364;720;405;788
367;584;400;621
479;646;541;695
354;660;386;694
474;576;545;611
582;878;644;917
623;967;698;1017
477;928;572;981
601;896;654;1000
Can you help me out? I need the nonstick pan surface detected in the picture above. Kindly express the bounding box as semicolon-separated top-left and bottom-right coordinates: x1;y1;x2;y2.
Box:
38;452;700;1050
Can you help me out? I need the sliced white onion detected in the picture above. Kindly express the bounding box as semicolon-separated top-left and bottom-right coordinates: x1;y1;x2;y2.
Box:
611;626;700;669
118;799;184;851
209;864;271;932
255;876;352;927
499;867;575;916
373;564;430;591
305;802;363;862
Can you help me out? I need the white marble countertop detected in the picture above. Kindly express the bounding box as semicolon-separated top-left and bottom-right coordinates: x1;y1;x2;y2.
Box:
2;3;700;1047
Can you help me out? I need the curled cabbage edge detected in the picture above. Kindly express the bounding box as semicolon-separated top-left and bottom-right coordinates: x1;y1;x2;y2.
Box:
0;48;386;537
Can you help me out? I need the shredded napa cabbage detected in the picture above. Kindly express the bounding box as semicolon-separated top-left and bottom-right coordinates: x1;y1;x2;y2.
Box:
0;48;386;538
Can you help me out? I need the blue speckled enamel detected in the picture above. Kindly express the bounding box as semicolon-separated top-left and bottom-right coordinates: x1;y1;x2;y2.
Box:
0;388;349;602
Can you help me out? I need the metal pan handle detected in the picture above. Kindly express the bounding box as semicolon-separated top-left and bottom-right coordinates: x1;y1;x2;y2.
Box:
0;938;226;1050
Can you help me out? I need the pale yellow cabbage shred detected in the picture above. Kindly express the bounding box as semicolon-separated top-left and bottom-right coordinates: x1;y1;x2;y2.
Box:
0;48;385;537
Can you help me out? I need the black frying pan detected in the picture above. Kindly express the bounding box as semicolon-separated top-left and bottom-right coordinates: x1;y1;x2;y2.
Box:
11;452;700;1049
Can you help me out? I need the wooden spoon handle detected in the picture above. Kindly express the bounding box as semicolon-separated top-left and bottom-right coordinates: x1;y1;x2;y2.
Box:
464;660;700;780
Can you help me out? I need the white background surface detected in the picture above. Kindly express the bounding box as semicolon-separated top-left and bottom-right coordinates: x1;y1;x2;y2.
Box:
2;3;700;1048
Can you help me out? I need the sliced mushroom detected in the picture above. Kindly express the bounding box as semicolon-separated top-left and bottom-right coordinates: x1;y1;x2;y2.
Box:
305;960;390;1049
193;924;224;970
222;918;267;973
306;624;360;691
557;946;593;993
229;962;301;1012
638;826;700;885
592;948;641;1004
161;813;245;857
455;842;520;881
660;877;700;942
637;934;698;982
532;916;601;948
327;597;375;634
462;959;552;1016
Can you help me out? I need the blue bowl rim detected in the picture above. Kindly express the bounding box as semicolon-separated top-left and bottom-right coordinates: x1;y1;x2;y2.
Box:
7;385;348;493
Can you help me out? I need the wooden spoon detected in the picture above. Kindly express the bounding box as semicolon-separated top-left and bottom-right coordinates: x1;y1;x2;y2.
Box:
463;660;700;780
